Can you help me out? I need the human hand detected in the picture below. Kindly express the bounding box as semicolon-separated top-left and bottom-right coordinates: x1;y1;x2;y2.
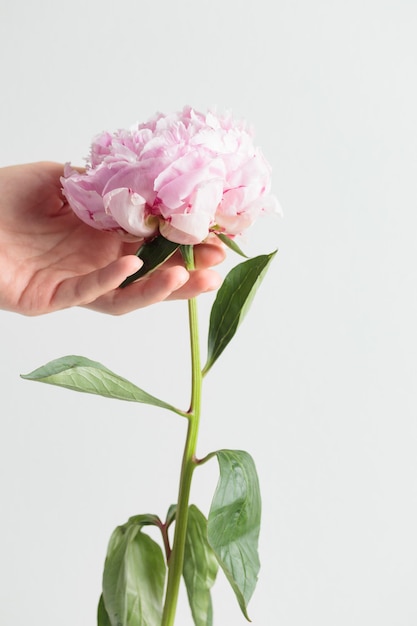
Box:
0;162;226;316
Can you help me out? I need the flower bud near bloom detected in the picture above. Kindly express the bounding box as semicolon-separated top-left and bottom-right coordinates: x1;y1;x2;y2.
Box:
61;106;281;245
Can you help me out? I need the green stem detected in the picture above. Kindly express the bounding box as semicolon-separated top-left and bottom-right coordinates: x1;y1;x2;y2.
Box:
161;247;202;626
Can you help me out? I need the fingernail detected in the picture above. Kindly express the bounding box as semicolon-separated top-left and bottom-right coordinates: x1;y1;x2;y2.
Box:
175;271;189;289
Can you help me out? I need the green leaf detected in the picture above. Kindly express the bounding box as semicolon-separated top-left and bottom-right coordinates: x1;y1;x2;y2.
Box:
102;515;166;626
165;504;177;529
21;355;184;416
215;233;248;258
207;450;261;621
183;505;219;626
120;235;180;288
203;251;277;374
97;594;112;626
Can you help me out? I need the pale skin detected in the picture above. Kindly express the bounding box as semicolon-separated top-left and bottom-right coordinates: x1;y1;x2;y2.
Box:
0;162;226;316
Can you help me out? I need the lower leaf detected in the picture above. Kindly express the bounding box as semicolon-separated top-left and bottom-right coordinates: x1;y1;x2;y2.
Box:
183;505;218;626
97;594;112;626
207;450;262;621
102;516;166;626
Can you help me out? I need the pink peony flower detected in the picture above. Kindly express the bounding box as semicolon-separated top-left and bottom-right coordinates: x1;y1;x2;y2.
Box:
61;106;280;245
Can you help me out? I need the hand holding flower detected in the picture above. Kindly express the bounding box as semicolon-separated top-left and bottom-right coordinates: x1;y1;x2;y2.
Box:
0;161;225;316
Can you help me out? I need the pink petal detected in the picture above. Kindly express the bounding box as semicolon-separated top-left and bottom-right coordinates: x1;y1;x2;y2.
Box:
62;175;121;231
159;212;212;245
103;188;158;239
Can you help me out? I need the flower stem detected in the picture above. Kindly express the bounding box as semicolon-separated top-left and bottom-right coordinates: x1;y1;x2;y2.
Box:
161;247;202;626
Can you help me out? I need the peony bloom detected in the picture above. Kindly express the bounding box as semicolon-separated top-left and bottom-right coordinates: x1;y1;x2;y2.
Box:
61;106;280;245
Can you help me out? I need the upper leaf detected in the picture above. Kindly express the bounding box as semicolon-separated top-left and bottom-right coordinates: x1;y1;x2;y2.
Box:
207;450;262;621
21;355;184;416
203;251;277;374
102;515;166;626
183;505;219;626
214;233;249;258
119;235;180;287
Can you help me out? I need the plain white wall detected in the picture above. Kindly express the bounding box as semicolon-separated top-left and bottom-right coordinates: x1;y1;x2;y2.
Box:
1;1;417;624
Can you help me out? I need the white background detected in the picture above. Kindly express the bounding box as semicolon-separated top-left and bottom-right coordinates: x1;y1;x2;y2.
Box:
1;1;417;624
